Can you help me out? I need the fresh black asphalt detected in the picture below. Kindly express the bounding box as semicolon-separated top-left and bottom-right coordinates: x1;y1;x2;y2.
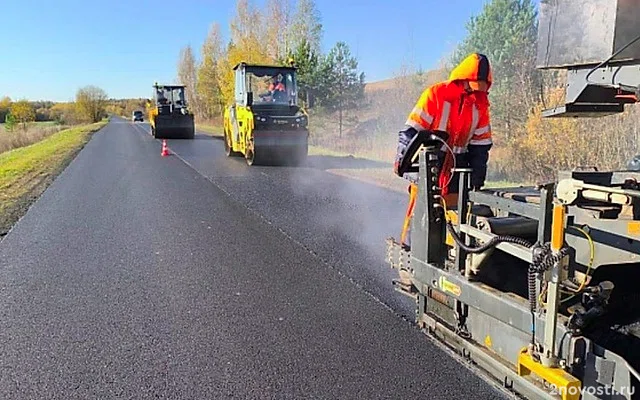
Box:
0;118;510;399
156;124;414;318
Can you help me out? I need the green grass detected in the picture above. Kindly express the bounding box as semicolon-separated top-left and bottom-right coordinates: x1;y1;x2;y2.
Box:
32;121;58;127
0;120;107;235
196;123;223;137
483;180;528;188
308;145;393;164
0;120;106;189
308;145;356;158
0;120;60;132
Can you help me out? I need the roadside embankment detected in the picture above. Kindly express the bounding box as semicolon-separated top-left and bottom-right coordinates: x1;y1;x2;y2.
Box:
0;120;107;236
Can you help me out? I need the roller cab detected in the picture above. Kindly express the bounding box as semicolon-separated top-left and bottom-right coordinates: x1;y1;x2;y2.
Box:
223;62;309;166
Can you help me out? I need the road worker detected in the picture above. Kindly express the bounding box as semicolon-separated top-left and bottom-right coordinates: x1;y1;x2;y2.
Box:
394;53;493;248
269;74;285;93
259;74;286;102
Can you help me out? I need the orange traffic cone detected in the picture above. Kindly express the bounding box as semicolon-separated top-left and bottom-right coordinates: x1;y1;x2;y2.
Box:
161;140;170;156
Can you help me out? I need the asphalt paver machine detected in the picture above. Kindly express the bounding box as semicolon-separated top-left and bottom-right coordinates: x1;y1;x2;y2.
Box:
386;1;640;398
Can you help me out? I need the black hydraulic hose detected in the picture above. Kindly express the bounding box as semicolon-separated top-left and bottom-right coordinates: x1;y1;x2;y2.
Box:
557;330;572;360
528;244;548;344
445;221;533;253
528;271;538;344
585;32;640;87
527;243;570;344
446;220;570;345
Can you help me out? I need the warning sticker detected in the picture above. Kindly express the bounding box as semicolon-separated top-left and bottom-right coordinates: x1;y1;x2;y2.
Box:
439;276;461;297
628;221;640;236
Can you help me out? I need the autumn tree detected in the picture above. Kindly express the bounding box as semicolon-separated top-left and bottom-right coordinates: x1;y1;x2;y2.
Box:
229;0;269;59
177;45;200;116
319;42;365;137
289;0;323;55
10;99;36;130
0;96;11;121
123;99;147;117
218;0;273;105
102;98;147;120
197;23;225;120
35;107;51;121
265;0;293;60
178;0;330;114
75;85;108;123
51;102;80;125
105;103;124;118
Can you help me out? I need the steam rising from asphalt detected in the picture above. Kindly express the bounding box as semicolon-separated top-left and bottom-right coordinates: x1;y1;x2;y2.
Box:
280;157;418;317
287;157;406;263
280;67;426;263
281;77;414;264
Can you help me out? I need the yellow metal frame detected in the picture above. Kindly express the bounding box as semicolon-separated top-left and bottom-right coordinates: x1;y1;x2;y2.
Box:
517;348;581;400
445;210;457;246
147;104;158;130
401;183;418;244
551;204;565;252
223;105;255;156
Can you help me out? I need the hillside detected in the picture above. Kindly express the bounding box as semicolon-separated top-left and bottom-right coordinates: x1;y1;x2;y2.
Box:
364;68;447;94
309;68;448;161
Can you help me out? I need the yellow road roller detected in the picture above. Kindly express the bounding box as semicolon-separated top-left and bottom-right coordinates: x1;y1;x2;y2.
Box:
147;83;195;139
223;62;309;166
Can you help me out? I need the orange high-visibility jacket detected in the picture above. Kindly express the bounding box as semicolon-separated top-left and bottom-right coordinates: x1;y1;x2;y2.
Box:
269;82;285;92
397;53;493;194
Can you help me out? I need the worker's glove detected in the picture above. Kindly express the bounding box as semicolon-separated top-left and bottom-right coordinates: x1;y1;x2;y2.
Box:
394;127;416;177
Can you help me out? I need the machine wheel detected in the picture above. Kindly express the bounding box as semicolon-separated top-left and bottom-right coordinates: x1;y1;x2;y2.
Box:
224;129;240;157
245;147;258;165
245;142;267;166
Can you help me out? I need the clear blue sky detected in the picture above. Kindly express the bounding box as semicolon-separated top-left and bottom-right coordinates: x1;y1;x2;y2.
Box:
0;0;493;102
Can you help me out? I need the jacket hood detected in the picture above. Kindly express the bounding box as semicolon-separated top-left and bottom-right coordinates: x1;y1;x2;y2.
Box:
449;53;492;89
